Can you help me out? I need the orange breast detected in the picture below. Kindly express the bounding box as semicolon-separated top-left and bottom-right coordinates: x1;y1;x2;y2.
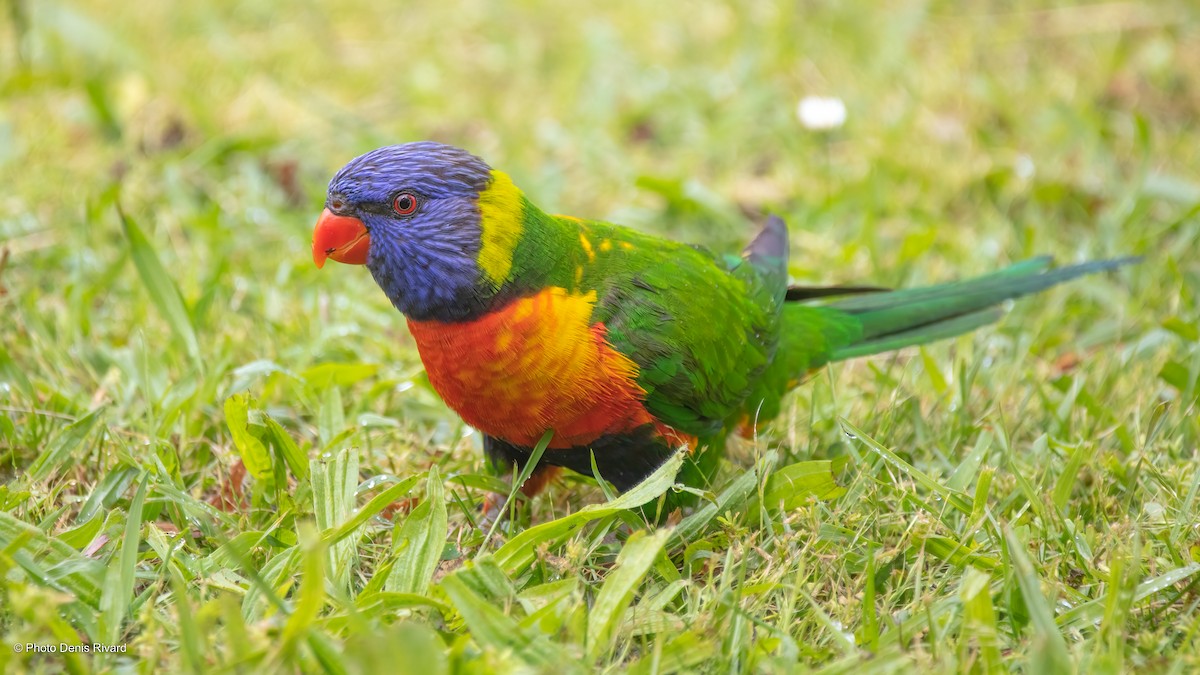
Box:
406;287;658;448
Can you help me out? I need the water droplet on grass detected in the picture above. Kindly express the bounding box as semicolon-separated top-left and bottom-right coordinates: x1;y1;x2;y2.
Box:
356;473;405;495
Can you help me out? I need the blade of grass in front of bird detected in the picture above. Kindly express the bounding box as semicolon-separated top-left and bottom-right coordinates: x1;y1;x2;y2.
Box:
842;418;973;514
99;474;148;646
168;561;204;675
118;207;202;370
795;586;856;657
1004;526;1072;673
585;528;672;661
492;449;683;575
482;429;553;545
1096;532;1140;672
674;470;755;545
321;475;422;547
1053;438;1096;512
946;430;992;493
0;512;104;610
386;466;448;596
760;459;847;511
440;572;571;668
959;566;1004;675
27;408;104;482
860;546;879;651
311;447;359;592
630;630;717;675
1058;562;1200;629
224;394;272;482
590;450;620;501
278;525;326;663
241;545;300;622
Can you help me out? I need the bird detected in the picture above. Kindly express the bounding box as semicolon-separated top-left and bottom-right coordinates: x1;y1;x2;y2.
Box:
312;141;1135;504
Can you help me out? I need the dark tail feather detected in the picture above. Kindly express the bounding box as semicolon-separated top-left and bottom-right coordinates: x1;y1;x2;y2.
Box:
827;256;1140;361
785;284;890;301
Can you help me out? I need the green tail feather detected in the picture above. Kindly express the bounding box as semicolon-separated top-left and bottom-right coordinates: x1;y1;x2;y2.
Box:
737;255;1136;437
827;256;1139;362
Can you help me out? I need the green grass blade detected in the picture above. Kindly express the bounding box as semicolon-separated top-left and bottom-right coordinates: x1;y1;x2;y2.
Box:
947;430;992;493
28;408;104;482
223;394;272;482
1059;562;1200;630
118;208;202;369
797;586;856;657
99;474;148;645
386;466;448;595
279;525;326;662
1004;526;1073;673
482;428;553;543
318;385;347;448
627;630;716;674
241;546;301;622
321;475;422;547
168;563;204;675
1096;533;1140;672
1052;438;1096;512
761;459;847;511
585;528;671;660
493;449;683;575
959;567;1003;675
842;418;973;514
0;511;104;608
440;572;571;668
347;591;453;621
310;447;359;592
860;547;879;651
264;414;309;480
673;462;759;545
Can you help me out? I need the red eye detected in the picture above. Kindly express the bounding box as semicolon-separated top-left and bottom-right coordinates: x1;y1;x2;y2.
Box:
392;192;418;216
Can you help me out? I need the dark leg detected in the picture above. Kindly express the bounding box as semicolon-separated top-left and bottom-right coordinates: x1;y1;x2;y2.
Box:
483;427;677;493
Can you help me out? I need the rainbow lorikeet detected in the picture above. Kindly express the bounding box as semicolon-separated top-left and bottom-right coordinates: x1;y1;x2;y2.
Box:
312;142;1133;499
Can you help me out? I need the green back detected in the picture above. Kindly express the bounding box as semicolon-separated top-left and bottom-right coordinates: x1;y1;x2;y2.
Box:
502;200;1135;445
504;204;787;437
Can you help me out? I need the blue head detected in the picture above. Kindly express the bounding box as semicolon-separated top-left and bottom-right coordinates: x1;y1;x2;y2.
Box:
312;142;499;322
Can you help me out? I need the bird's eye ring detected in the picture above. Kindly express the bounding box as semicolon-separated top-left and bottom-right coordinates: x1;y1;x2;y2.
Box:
392;192;419;216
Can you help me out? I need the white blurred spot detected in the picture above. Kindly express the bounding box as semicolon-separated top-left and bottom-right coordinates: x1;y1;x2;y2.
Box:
797;96;847;131
1015;154;1036;181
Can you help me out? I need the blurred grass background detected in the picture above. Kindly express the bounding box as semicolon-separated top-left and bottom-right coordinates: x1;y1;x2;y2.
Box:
2;0;1199;672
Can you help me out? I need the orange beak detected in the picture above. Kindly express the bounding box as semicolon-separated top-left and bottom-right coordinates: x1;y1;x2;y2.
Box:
312;208;371;268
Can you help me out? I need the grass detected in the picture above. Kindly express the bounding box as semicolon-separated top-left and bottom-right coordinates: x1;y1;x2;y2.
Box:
2;0;1199;671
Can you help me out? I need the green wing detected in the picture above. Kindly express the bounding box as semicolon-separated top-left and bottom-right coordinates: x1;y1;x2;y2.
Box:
572;219;787;438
